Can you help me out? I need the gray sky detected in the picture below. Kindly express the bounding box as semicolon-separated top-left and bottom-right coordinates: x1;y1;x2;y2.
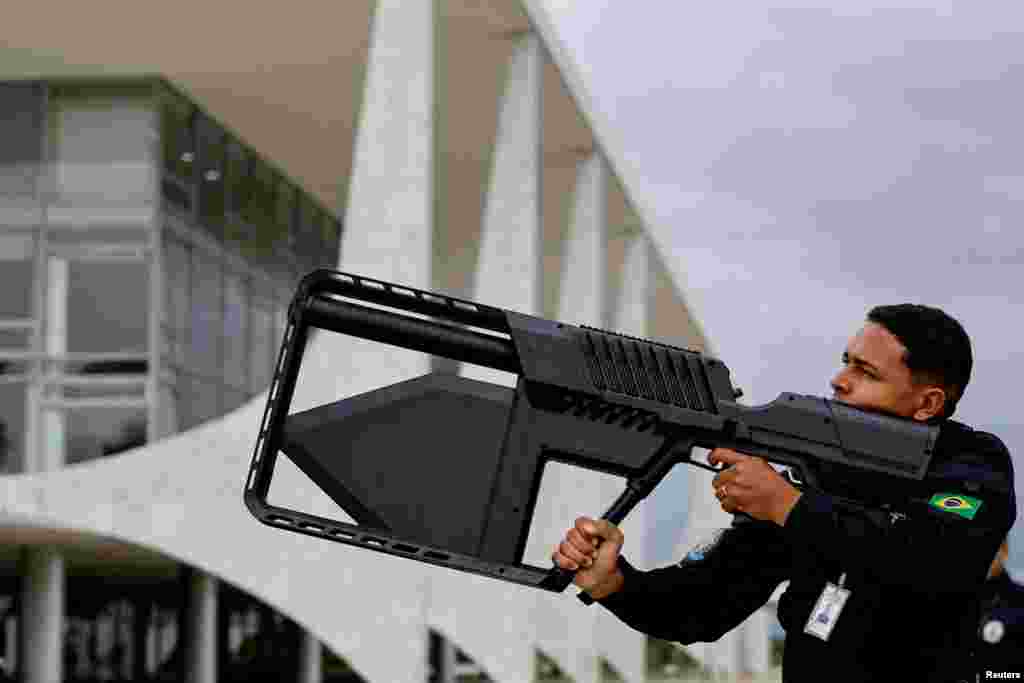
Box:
543;1;1024;567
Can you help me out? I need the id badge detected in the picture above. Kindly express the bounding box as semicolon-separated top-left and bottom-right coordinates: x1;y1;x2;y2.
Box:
803;580;851;641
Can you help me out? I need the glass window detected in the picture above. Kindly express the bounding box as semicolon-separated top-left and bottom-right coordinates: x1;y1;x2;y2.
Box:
0;329;31;349
292;200;315;273
65;406;147;464
225;140;249;218
0;83;44;197
0;382;27;474
196;116;226;239
275;181;296;228
52;96;157;203
159;88;195;211
188;249;222;376
249;293;273;394
223;386;249;417
47;226;148;248
322;212;341;268
223;271;248;389
160;88;195;179
0;232;35;318
240;160;284;270
275;181;297;253
163;237;190;367
174;374;220;432
67;261;149;353
58;372;147;400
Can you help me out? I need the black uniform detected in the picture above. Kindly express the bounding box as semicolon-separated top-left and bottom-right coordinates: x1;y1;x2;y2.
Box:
975;570;1024;679
594;420;1016;683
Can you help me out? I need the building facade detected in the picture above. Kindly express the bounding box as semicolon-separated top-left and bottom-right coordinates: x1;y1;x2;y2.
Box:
0;75;352;681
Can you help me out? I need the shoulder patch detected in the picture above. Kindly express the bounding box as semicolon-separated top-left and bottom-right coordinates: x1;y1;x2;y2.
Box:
680;529;726;566
929;492;982;519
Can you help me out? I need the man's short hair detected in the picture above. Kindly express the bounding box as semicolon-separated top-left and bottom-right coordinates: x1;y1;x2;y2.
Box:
866;304;973;420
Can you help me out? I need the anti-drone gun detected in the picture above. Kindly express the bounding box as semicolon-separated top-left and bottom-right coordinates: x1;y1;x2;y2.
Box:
243;269;939;594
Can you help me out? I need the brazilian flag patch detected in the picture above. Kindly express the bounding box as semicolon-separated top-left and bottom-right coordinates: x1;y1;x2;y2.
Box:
929;493;983;519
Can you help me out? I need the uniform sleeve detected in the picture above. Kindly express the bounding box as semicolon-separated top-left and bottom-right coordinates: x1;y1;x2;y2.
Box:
594;517;790;644
782;430;1016;594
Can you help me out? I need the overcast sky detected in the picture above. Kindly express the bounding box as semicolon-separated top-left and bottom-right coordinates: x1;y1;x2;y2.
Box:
542;1;1024;568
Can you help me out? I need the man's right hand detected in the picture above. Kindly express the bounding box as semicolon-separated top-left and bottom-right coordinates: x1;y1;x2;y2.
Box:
552;517;626;599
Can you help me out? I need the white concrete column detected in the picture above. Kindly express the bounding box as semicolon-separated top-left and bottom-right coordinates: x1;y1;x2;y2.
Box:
558;153;607;326
527;152;610;683
596;231;653;683
467;30;544;330
19;256;68;683
429;31;543;683
341;0;435;282
298;631;322;683
19;547;63;683
39;255;67;473
267;1;436;681
186;571;217;683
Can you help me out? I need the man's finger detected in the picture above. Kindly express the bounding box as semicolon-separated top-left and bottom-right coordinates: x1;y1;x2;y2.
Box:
713;468;738;488
567;529;597;556
556;540;591;568
575;517;622;545
552;550;579;571
575;516;599;538
708;448;747;467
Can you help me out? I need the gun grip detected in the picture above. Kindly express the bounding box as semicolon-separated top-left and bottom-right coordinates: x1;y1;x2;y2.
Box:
539;565;577;592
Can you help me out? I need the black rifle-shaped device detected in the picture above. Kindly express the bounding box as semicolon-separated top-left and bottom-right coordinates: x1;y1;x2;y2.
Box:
244;269;939;593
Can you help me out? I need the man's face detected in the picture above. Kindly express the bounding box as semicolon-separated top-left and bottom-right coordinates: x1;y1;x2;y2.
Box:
830;321;942;421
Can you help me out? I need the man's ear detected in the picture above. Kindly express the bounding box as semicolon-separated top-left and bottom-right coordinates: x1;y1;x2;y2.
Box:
913;386;947;421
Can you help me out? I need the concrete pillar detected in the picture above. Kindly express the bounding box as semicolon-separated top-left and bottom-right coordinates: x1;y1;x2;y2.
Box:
558;153;607;326
428;30;543;683
271;1;436;681
298;631;322;683
596;231;653;683
341;0;435;280
528;152;610;683
19;256;68;683
39;255;67;472
19;547;64;683
473;31;543;315
186;571;217;683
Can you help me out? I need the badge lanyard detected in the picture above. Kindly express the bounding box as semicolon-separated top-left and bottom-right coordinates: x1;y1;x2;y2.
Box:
804;572;851;642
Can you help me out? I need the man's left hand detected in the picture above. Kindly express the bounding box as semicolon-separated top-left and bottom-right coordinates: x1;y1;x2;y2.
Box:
709;448;803;526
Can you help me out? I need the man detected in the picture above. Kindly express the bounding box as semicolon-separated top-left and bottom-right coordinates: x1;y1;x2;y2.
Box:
553;304;1016;683
976;539;1024;678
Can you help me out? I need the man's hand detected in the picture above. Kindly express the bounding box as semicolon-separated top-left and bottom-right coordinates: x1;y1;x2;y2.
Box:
552;517;625;599
709;448;802;526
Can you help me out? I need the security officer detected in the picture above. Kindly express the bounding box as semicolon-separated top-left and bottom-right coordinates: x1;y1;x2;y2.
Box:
976;539;1024;679
554;304;1016;683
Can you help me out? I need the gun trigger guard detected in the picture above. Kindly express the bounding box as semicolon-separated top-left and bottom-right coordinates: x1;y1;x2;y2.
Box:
688;459;727;475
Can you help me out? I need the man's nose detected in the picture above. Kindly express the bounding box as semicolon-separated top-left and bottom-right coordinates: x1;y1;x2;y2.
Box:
830;370;850;395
